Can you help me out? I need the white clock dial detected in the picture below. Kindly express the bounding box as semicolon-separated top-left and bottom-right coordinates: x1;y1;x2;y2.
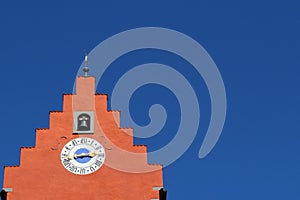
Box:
60;137;105;175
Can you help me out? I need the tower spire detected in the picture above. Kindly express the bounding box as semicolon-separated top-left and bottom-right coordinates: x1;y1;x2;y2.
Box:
83;54;89;76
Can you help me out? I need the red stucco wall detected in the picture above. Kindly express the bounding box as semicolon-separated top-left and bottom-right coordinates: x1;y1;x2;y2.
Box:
3;77;163;200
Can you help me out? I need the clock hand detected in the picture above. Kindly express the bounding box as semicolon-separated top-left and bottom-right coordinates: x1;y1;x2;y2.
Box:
64;155;74;160
74;152;89;159
76;151;98;158
88;151;98;157
65;151;98;160
62;153;85;160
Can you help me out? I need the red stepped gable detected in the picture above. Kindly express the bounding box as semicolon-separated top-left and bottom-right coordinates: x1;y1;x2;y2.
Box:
2;76;165;200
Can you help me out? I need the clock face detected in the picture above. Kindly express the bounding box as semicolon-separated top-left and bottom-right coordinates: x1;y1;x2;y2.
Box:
60;137;105;175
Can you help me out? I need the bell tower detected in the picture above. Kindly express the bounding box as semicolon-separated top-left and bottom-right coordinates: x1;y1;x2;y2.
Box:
1;58;166;200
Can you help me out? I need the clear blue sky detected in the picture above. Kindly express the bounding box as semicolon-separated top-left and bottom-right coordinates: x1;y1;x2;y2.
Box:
0;1;300;199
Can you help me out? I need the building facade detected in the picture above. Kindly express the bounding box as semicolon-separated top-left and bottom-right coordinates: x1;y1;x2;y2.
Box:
2;75;166;200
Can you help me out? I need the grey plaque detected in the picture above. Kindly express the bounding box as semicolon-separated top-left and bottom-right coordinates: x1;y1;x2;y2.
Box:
73;111;94;134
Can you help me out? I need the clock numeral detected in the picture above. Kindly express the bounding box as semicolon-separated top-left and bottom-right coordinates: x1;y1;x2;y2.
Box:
95;160;102;167
80;138;88;144
79;168;86;174
69;165;77;172
72;140;78;146
64;146;70;151
90;140;94;145
95;146;102;150
90;166;95;172
97;153;105;157
63;160;71;167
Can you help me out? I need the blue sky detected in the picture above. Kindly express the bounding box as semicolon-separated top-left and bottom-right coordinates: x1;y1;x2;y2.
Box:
0;1;300;199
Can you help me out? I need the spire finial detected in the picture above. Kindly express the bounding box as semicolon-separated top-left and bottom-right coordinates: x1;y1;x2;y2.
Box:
83;53;89;76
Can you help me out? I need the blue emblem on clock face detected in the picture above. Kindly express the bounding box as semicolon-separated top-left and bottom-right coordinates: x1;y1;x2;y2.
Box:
74;148;91;163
